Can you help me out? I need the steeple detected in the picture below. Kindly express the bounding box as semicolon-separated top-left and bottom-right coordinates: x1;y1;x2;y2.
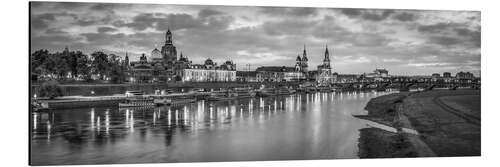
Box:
324;44;330;62
302;44;308;61
165;28;173;44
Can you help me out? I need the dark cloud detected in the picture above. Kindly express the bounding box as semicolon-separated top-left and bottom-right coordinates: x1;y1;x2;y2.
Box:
76;18;99;26
341;9;362;17
97;27;118;33
361;10;394;21
262;19;316;36
417;22;480;47
45;28;67;34
417;23;452;33
31;13;56;29
157;13;205;31
428;36;461;46
454;28;481;47
393;12;417;22
198;9;223;18
260;7;318;17
341;9;394;21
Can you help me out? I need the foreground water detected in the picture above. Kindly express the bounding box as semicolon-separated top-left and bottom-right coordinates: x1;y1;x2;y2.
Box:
31;91;394;165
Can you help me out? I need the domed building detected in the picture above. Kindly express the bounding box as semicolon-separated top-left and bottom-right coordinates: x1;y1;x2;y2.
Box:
128;28;191;83
150;48;162;62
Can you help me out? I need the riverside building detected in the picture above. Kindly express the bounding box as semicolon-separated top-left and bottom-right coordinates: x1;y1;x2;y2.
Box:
182;59;237;82
129;29;191;83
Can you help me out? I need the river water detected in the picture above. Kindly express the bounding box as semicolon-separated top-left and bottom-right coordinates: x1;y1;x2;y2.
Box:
30;91;394;165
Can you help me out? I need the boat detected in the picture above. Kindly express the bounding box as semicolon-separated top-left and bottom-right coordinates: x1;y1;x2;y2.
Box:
276;87;294;95
152;93;197;106
234;87;256;98
124;90;145;97
31;101;49;112
119;97;155;108
318;87;333;92
255;88;276;97
153;98;172;106
206;90;238;101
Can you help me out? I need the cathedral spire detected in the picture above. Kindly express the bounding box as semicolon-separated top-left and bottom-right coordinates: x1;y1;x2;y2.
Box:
302;44;308;61
324;44;330;61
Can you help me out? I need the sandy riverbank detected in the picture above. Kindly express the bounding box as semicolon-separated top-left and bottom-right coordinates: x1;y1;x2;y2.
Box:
356;89;480;158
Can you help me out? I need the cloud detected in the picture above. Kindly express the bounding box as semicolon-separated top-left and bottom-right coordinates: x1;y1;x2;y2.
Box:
97;27;117;33
198;9;223;18
260;7;318;17
393;12;417;22
29;2;481;75
340;8;394;21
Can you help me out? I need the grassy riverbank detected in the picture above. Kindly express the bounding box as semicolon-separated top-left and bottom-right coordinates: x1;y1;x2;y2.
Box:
356;89;480;158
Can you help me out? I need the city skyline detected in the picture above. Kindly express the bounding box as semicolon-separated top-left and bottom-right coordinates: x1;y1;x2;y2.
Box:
30;2;480;76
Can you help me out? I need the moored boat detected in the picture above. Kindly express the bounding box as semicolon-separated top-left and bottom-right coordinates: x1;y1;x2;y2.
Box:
234;87;256;98
119;98;155;108
206;90;238;101
255;88;276;97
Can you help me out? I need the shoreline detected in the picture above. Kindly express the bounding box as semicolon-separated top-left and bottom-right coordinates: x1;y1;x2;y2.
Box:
356;89;480;158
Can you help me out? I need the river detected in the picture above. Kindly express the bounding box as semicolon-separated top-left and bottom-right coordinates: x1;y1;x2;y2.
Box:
30;91;395;165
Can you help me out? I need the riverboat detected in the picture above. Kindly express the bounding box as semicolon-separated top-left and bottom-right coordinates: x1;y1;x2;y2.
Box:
234;87;256;98
256;88;276;97
206;90;238;101
119;98;155;108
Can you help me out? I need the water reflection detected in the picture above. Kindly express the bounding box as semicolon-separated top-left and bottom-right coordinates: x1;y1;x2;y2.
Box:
31;91;395;165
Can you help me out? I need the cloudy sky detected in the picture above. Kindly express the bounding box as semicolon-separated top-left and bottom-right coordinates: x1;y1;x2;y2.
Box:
30;2;480;76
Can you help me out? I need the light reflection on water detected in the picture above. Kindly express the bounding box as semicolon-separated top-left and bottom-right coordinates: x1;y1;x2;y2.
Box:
31;91;395;165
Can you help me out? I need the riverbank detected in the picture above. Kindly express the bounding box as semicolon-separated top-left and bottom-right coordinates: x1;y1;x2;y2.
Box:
356;89;480;158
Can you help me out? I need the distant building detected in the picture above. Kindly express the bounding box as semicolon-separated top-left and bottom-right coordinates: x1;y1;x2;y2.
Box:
456;71;474;79
129;29;191;83
316;45;334;85
236;71;258;82
182;59;236;82
295;45;309;73
129;54;153;83
443;72;452;78
335;74;359;83
432;73;440;78
256;66;304;82
364;68;389;81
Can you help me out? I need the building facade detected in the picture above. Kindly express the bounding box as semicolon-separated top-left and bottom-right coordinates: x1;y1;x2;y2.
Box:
182;59;237;82
456;71;475;79
316;45;334;85
256;66;304;82
129;29;191;83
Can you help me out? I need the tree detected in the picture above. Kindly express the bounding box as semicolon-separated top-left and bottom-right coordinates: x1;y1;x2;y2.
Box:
38;80;63;99
52;52;70;79
108;54;125;83
90;51;109;80
31;49;49;75
74;52;91;80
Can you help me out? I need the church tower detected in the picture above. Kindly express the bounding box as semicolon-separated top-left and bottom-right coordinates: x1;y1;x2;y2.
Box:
165;29;173;44
295;54;302;71
323;45;331;69
301;45;308;72
161;28;177;64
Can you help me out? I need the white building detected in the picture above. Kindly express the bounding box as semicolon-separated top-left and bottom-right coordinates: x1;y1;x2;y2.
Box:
182;59;236;82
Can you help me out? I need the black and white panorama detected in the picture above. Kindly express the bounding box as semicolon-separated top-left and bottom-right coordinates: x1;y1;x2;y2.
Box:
30;2;480;165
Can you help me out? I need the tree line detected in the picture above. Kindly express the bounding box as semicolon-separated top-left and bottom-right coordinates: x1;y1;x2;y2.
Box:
31;48;129;83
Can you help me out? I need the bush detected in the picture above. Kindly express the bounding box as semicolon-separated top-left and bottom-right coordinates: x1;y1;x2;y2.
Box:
38;80;63;99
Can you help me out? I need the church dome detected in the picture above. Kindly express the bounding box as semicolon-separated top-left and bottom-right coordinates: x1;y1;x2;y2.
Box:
205;58;214;65
151;48;162;60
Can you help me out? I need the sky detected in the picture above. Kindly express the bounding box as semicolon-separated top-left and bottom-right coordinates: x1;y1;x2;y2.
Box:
30;2;481;76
